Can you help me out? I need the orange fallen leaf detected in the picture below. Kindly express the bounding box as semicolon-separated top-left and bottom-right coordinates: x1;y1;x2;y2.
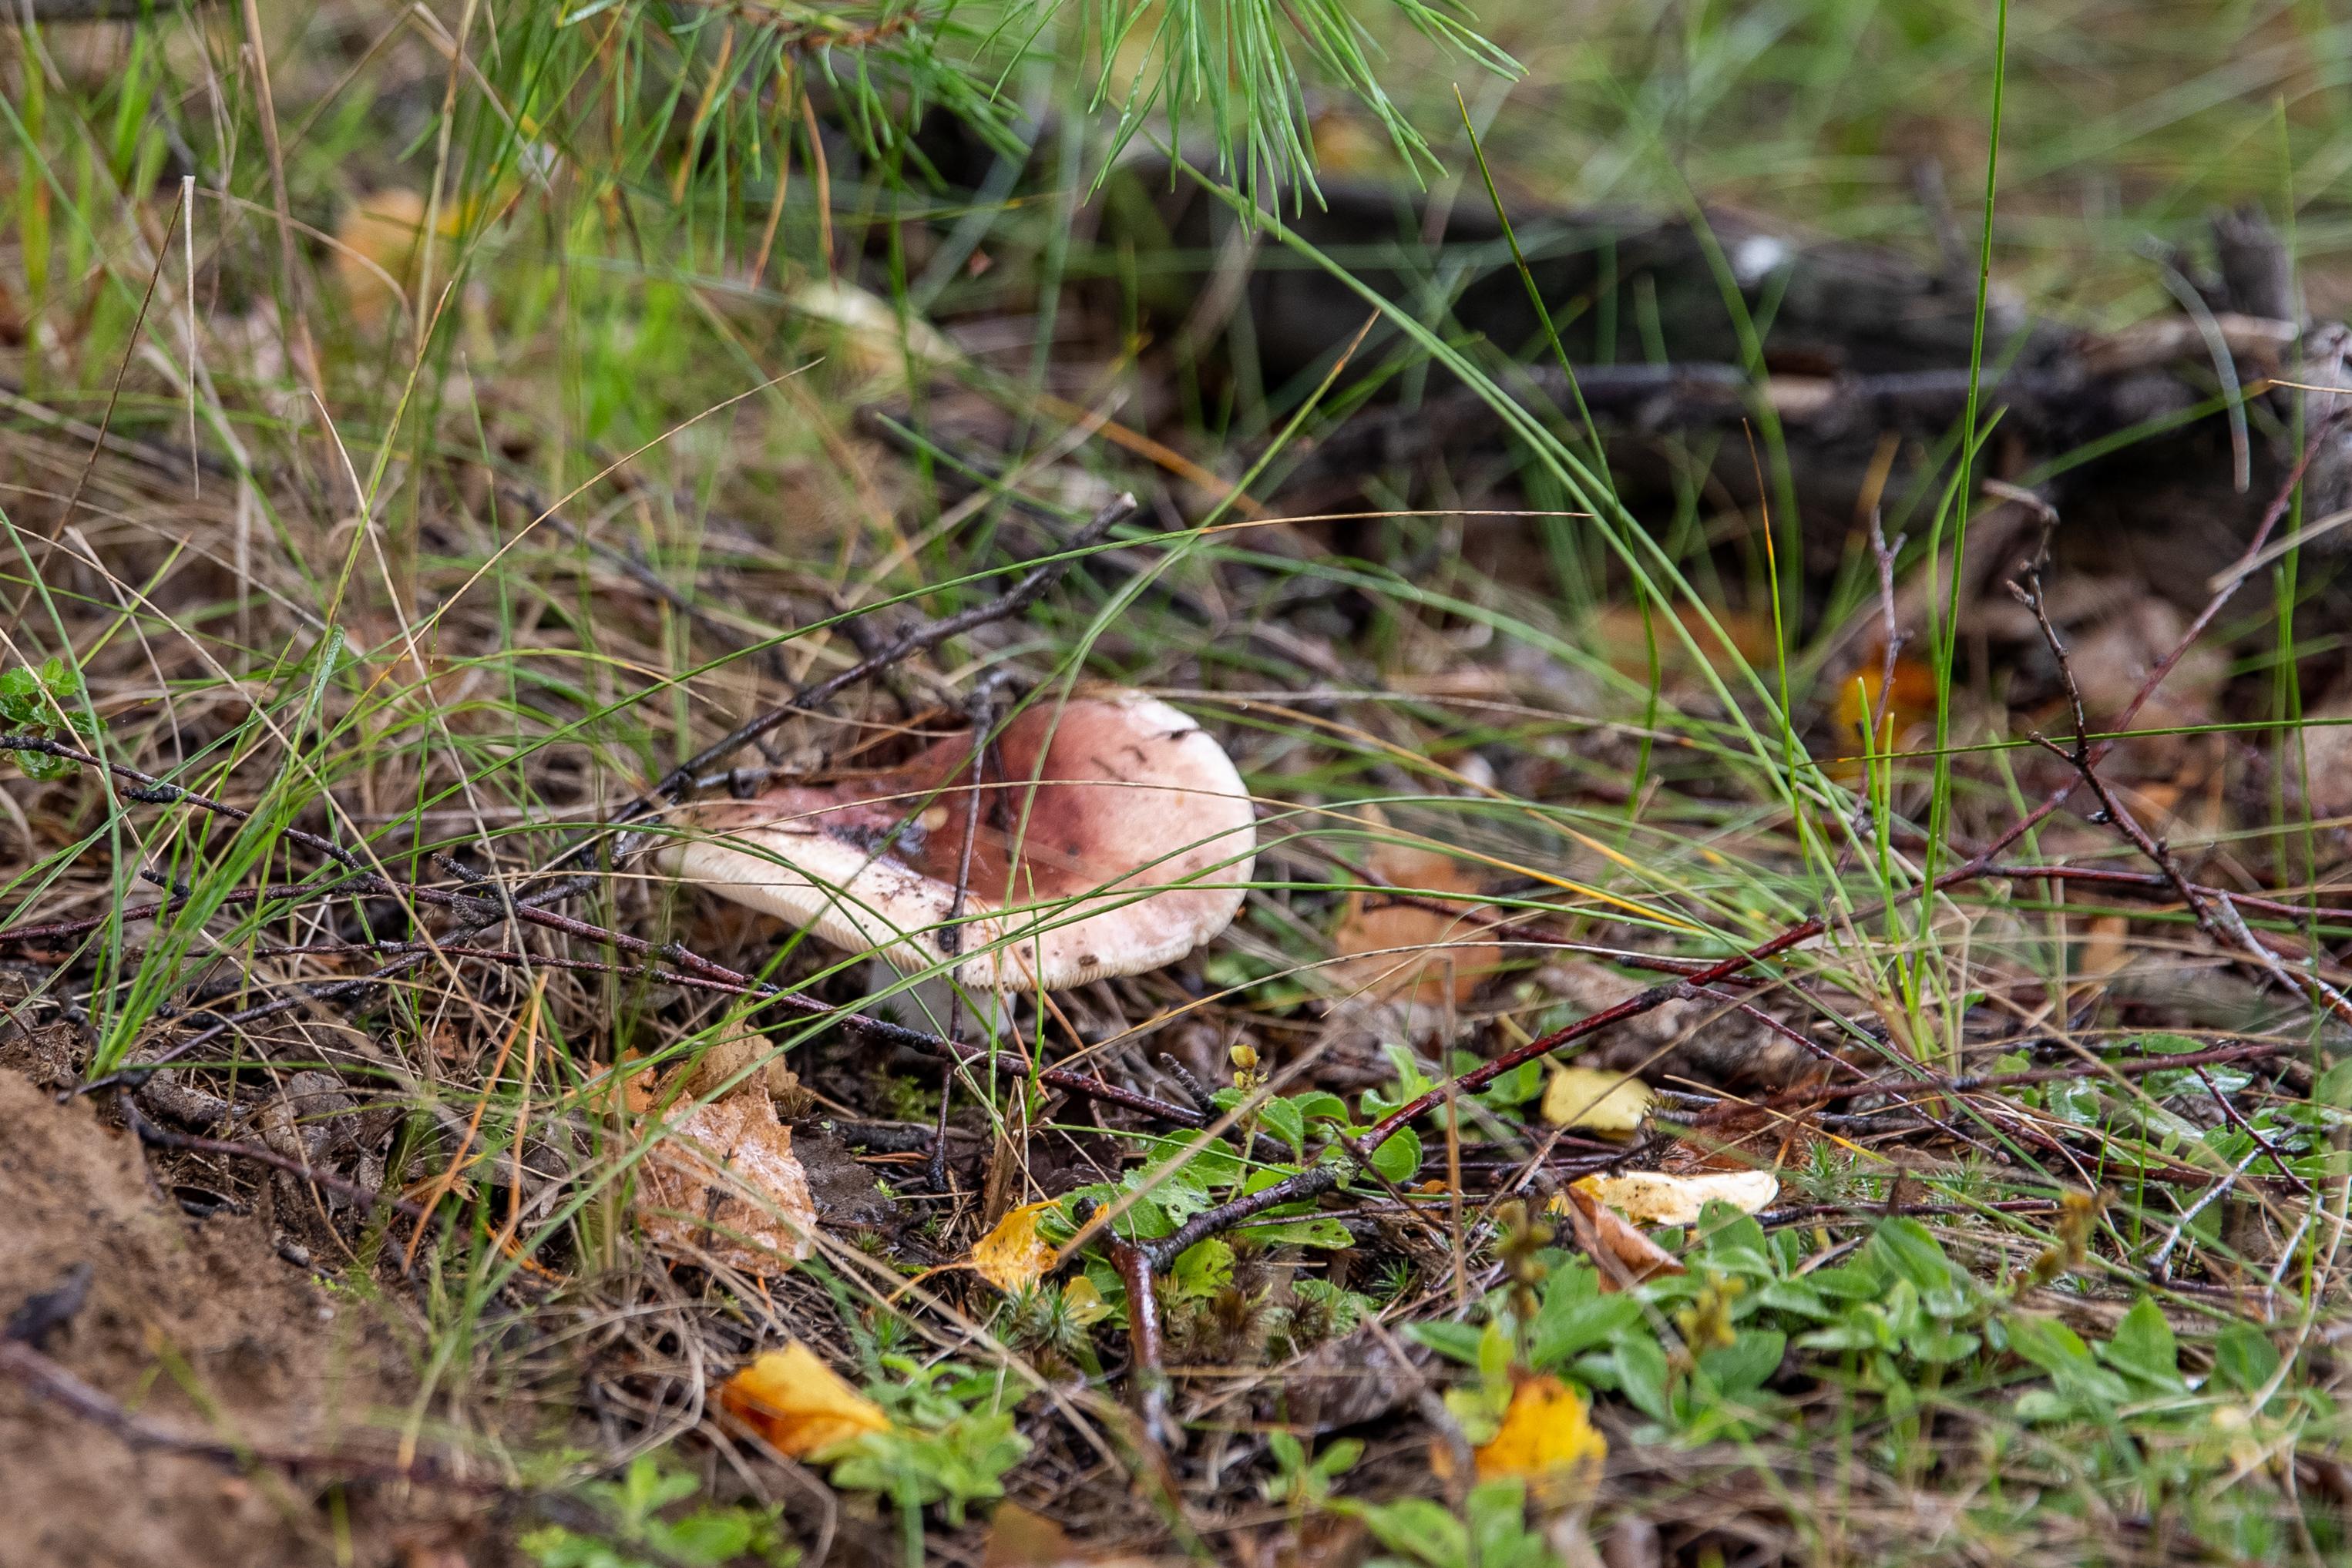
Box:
720;1341;891;1458
1557;1184;1685;1291
1833;642;1940;754
970;1199;1058;1291
1473;1375;1608;1495
634;1076;818;1275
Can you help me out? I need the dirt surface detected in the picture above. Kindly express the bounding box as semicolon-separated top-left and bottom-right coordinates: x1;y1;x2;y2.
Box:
0;1070;474;1568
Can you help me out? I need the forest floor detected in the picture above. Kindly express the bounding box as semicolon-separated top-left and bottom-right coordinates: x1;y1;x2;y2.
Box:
5;3;2352;1566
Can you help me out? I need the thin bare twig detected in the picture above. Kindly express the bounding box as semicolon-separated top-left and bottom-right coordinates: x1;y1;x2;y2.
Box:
566;491;1140;860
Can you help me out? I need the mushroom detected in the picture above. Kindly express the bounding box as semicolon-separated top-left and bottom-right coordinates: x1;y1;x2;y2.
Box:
660;689;1255;989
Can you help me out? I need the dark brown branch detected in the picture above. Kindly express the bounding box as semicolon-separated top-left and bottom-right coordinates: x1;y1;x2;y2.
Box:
2012;560;2352;1031
1110;1241;1178;1451
0;877;358;948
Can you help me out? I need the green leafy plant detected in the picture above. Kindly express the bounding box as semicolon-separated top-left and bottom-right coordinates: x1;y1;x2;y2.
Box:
0;657;99;781
519;1456;798;1568
1335;1479;1557;1568
1262;1431;1363;1507
823;1359;1030;1526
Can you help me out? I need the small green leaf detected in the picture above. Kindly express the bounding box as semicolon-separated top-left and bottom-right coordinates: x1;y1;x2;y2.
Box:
1530;1293;1641;1372
1866;1217;1957;1294
1697;1328;1783;1396
1365;1126;1421;1186
2006;1313;2129;1408
1290;1090;1350;1125
1476;1318;1514;1388
1169;1237;1235;1298
1407;1319;1487;1365
1258;1096;1306;1158
1243;1214;1352;1248
1612;1335;1673;1422
1477;1057;1545;1108
1313;1436;1363;1478
2099;1298;2183;1390
2213;1324;2281;1394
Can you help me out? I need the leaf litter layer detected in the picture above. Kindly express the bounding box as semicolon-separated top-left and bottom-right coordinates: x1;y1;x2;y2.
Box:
4;2;2352;1566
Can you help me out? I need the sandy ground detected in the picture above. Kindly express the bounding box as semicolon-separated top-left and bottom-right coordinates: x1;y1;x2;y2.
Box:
0;1069;487;1568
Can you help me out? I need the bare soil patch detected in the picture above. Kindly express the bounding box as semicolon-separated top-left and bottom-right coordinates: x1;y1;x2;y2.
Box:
0;1069;479;1568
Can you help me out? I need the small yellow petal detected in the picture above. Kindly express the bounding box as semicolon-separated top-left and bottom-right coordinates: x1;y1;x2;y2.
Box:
720;1342;890;1458
1060;1274;1111;1326
970;1199;1059;1291
1541;1066;1651;1133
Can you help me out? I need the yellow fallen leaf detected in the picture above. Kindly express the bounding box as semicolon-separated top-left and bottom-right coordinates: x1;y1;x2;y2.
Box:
720;1342;891;1458
970;1199;1058;1291
635;1078;818;1274
1540;1066;1651;1133
1473;1375;1608;1495
1574;1169;1779;1227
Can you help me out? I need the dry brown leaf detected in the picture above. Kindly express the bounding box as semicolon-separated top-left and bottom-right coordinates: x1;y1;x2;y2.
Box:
1592;603;1782;700
1660;1102;1819;1173
2296;690;2352;821
969;1199;1058;1291
979;1499;1165;1567
982;1504;1074;1568
719;1342;891;1458
1557;1184;1685;1291
1330;816;1507;1020
1540;1066;1651;1133
1574;1169;1779;1227
1473;1375;1608;1496
634;1076;818;1274
2077;913;2132;988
